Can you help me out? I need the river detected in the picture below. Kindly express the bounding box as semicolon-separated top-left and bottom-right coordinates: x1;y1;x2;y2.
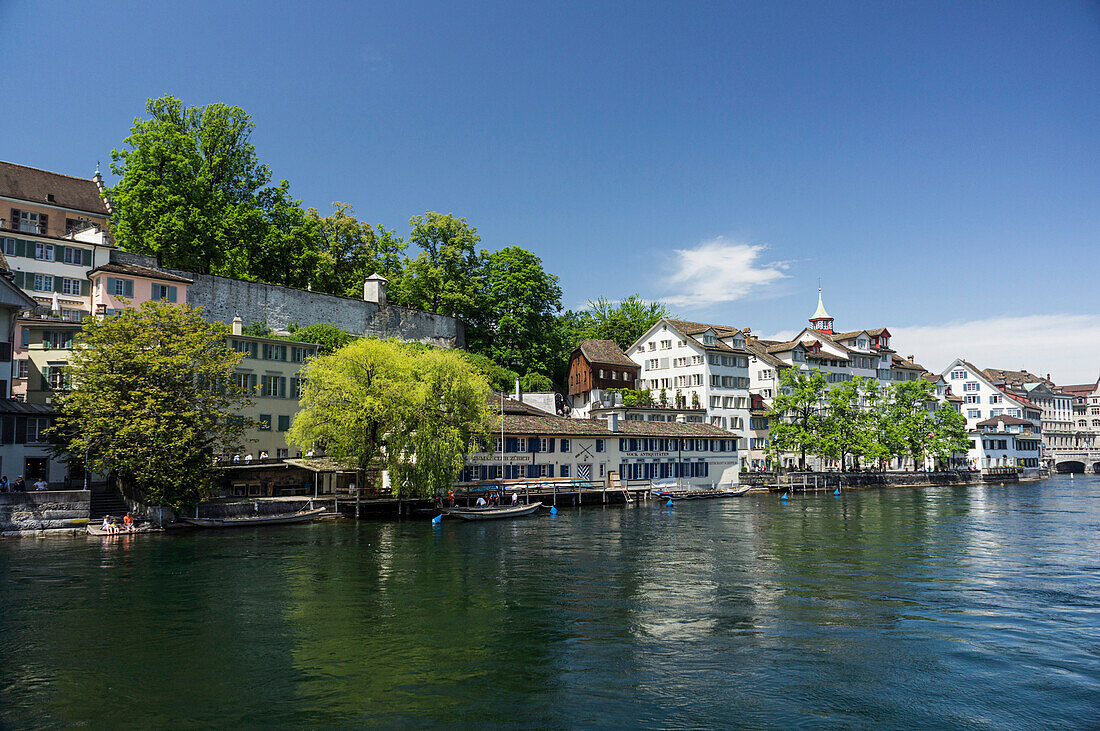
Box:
2;475;1099;728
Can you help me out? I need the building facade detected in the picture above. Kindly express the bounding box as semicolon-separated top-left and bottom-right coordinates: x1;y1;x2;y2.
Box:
566;339;640;417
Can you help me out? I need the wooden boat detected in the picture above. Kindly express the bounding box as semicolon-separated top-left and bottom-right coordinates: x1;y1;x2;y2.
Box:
181;506;328;528
444;501;543;521
652;485;751;500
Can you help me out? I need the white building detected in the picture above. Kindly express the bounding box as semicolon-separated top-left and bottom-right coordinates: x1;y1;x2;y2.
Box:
940;359;1045;470
626;319;753;441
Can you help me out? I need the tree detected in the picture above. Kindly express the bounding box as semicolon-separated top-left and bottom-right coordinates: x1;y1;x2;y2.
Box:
930;404;971;468
474;247;563;377
307;203;406;297
285;323;357;354
520;372;554;392
51;301;248;511
819;378;863;471
289;338;494;498
390;212;486;325
108;95;321;283
464;352;520;393
765;368;828;470
288;339;412;495
886;379;938;469
570;294;670;351
385;349;494;498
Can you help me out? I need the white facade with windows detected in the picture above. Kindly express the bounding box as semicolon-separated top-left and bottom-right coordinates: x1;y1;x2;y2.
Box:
625;319;752;441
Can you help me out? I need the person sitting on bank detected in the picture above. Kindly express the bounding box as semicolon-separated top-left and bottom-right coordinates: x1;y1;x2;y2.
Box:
0;476;7;493
34;478;48;491
232;453;241;464
475;496;487;506
244;453;254;464
259;450;269;460
511;492;519;505
12;477;24;492
123;512;135;531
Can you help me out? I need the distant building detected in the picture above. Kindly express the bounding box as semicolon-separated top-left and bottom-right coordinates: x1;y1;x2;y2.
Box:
566;339;640;417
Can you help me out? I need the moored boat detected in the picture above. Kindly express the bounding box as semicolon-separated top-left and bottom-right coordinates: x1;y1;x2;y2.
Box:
181;507;328;528
444;501;543;521
652;485;751;500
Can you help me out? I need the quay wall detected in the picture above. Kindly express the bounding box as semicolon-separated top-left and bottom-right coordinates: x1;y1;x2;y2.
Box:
744;471;985;491
0;491;89;533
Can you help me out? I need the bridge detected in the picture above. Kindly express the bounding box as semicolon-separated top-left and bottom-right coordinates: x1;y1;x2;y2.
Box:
1051;450;1100;473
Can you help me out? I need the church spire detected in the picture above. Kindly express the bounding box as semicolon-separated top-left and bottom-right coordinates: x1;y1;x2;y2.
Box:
810;287;834;334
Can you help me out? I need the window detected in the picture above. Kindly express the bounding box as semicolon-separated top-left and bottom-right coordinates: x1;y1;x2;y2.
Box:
560;465;570;478
2;238;15;255
648;342;656;351
61;309;84;322
262;343;287;361
61;278;82;296
660;340;672;350
561;438;570;452
965;395;979;404
33;274;53;292
277;415;291;432
62;246;85;264
27;417;50;442
258;415;272;431
595;439;605;452
151;284;178;302
951;370;967;380
34;242;54;261
990;409;1003;417
42;331;72;349
963;382;979;392
989;395;1001;404
968;409;981;419
16;359;28;379
20;211;42;234
108;277;134;298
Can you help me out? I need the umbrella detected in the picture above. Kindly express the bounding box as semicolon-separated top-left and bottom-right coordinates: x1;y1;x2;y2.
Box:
50;292;59;313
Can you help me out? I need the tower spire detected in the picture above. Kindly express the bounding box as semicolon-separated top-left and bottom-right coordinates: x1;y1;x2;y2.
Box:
810;287;833;333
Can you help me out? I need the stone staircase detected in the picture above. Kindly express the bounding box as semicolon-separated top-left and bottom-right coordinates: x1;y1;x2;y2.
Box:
89;490;128;519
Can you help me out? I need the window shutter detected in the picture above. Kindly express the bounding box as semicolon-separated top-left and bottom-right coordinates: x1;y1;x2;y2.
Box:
53;276;63;292
248;374;258;392
14;239;26;257
528;437;538;453
10;209;19;231
81;280;90;296
548;464;555;477
41;365;50;390
39;214;47;234
123;279;133;298
15;415;26;444
82;249;91;266
548;438;554;453
279;377;286;398
106;277;115;295
168;285;177;303
12;271;23;288
55;245;65;263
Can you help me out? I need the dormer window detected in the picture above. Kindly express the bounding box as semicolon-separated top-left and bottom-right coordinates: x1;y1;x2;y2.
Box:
733;336;744;348
858;339;867;349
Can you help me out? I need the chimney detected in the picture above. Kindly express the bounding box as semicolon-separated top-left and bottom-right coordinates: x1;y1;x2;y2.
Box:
607;413;619;433
907;354;914;362
515;378;521;401
363;273;388;305
231;315;242;336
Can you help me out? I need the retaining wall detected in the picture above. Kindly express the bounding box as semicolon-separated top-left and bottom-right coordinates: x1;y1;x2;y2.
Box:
1;491;90;533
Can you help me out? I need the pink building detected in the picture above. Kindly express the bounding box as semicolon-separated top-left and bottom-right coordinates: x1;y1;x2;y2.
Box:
88;262;192;313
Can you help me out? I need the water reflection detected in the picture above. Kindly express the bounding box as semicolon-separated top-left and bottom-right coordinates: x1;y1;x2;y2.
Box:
2;477;1099;727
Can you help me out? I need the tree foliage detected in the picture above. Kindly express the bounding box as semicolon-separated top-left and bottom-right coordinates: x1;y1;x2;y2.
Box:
307;202;406;297
391;212;486;321
285;323;357;355
51;302;248;510
289;338;493;497
564;294;671;352
766;369;828;469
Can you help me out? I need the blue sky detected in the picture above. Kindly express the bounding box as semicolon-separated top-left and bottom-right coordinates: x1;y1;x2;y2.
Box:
2;1;1098;380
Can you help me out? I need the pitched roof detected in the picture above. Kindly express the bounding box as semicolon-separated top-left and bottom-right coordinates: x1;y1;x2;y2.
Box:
811;290;830;320
0;161;110;217
89;262;193;284
982;368;1050;387
499;411;734;438
0;399;54;416
892;354;926;371
833;327;890;339
975;415;1033;428
743;339;786;368
662;319;748;354
577;339;638;368
1061;382;1100;396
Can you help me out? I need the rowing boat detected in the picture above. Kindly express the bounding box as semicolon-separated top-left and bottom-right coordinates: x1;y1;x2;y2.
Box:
652;485;751;500
444;502;543;521
181;507;328;528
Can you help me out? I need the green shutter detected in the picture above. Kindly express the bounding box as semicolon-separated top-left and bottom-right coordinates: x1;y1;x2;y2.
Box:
82;249;92;266
12;271;23;288
81;280;90;296
41;365;49;391
106;277;115;295
54;245;66;263
168;285;177;303
53;276;63;292
279;377;286;398
15;239;26;258
123;279;133;298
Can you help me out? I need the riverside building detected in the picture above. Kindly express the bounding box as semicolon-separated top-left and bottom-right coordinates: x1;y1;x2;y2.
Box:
461;396;740;488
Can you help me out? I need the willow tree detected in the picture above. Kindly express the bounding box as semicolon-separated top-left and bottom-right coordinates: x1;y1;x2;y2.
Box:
386;349;494;498
289;339;493;498
51;301;248;510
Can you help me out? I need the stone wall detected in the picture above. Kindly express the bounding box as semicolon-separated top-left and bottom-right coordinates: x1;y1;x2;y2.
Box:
111;252;465;348
176;271;464;348
0;491;89;532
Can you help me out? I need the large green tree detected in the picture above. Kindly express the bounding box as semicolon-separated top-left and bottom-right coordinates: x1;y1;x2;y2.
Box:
568;294;671;351
108;95;319;283
930;403;971;468
307;202;406;297
289;338;493;497
819;378;864;471
765;368;828;470
51;301;249;510
886;379;938;469
390;212;487;323
473;246;563;377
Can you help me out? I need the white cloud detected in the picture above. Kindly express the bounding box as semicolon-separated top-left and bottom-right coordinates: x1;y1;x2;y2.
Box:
659;239;788;309
892;314;1100;385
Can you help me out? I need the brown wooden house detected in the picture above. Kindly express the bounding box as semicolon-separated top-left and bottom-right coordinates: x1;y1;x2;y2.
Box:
567;339;640;415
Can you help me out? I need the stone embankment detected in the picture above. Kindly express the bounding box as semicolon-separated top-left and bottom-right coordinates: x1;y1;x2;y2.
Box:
1;491;90;535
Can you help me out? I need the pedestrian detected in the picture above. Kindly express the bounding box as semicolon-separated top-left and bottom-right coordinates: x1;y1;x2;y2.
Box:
511;492;519;505
0;475;7;493
34;477;48;491
13;476;24;492
232;453;241;464
244;453;253;464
